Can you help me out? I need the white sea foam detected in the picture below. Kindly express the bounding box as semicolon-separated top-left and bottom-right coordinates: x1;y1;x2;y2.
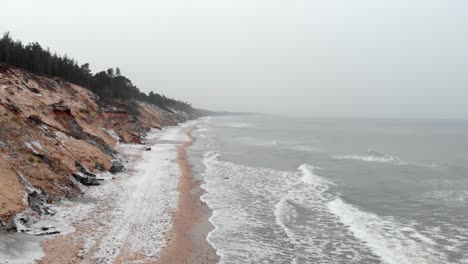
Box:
332;151;437;167
196;120;459;263
201;153;298;263
298;164;334;186
290;145;321;152
225;122;250;128
333;154;398;163
201;154;380;263
201;150;453;264
421;190;468;207
198;117;467;263
273;197;296;241
327;198;446;264
274;197;288;228
235;136;278;147
421;221;468;262
234;136;320;153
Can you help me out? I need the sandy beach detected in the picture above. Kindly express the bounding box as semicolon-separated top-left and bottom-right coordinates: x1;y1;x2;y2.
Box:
155;129;219;264
28;125;218;264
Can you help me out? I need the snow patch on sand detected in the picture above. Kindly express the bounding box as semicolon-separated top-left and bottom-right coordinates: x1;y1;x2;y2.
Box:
157;126;190;141
92;142;181;262
0;124;192;264
0;233;45;264
100;128;121;142
24;141;43;154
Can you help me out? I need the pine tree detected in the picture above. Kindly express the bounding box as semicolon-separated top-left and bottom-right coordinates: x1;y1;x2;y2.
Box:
0;32;193;112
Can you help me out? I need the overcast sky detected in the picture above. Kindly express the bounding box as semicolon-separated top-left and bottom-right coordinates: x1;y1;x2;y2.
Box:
2;0;468;119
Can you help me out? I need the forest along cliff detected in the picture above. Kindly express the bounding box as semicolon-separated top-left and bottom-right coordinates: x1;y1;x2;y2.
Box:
0;64;201;234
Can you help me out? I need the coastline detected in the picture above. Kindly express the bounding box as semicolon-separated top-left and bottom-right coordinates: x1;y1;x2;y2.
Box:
155;128;219;264
38;143;148;264
33;125;218;264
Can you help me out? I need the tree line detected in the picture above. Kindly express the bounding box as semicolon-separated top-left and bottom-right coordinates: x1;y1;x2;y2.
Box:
0;32;193;112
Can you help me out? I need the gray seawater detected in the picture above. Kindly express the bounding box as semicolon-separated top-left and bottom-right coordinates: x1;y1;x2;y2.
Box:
189;115;468;264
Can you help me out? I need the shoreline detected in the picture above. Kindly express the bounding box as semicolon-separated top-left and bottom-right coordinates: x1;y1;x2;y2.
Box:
155;128;219;264
37;126;214;263
6;125;217;264
37;143;148;264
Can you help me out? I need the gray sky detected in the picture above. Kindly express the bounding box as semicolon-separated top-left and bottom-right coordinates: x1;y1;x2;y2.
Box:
2;0;468;119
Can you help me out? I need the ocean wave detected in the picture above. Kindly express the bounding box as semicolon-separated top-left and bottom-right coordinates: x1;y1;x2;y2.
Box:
235;137;321;153
327;198;447;264
200;154;456;263
333;154;398;163
420;190;468;207
298;164;334;187
234;137;279;147
420;221;468;262
201;153;297;263
290;145;321;152
273;197;297;247
201;157;381;263
332;151;437;167
275;164;382;263
333;150;399;163
225;122;250;128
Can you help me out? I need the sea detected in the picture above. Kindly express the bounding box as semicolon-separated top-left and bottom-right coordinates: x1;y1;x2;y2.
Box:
189;115;468;264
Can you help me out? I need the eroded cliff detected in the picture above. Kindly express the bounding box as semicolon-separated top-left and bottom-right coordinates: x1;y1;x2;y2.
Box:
0;64;193;231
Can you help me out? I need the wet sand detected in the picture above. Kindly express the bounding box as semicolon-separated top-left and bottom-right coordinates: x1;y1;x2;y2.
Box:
155;128;219;264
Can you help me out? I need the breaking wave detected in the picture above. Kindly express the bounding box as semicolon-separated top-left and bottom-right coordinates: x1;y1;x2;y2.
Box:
290;145;321;152
327;198;446;264
333;150;400;163
420;190;468;207
200;153;452;263
298;164;334;187
333;150;437;167
225;122;250;128
201;152;297;263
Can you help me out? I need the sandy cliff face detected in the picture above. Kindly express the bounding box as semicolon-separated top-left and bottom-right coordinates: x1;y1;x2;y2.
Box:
0;65;191;231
